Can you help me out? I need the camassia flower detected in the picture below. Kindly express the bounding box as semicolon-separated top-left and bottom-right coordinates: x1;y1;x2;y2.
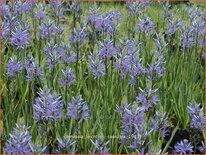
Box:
58;68;76;88
5;124;32;154
10;27;30;48
7;57;22;78
117;103;154;152
52;24;64;36
56;136;76;154
114;54;132;78
35;11;46;21
119;106;152;151
90;138;110;154
69;2;82;14
33;88;62;122
167;19;181;36
29;143;47;154
43;42;61;69
190;19;205;47
137;16;154;33
136;87;159;111
49;0;64;17
2;2;10;17
139;0;152;8
125;2;141;16
58;44;77;64
181;27;194;51
3;19;10;38
149;111;169;137
38;21;54;39
127;124;153;152
69;27;87;44
14;1;33;15
129;58;145;85
98;38;115;59
147;53;165;81
174;139;193;154
88;52;105;79
67;95;89;120
87;5;101;25
24;56;43;81
87;8;121;35
187;102;205;131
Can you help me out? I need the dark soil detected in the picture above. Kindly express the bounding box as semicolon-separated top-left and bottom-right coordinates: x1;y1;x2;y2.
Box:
162;128;205;154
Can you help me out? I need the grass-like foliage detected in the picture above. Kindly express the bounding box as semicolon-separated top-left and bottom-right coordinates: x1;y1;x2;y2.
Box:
2;0;205;154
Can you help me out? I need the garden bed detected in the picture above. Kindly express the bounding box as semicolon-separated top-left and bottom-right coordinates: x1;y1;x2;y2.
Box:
1;0;205;154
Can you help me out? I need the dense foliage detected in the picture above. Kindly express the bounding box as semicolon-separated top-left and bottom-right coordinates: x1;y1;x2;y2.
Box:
2;0;205;154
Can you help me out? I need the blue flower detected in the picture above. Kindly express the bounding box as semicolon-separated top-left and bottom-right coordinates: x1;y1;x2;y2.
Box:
121;106;144;129
14;1;33;14
29;143;47;154
5;124;32;154
67;95;89;120
10;27;30;48
58;68;76;88
154;34;167;53
98;38;115;59
187;102;202;116
69;27;87;44
190;19;204;47
38;21;54;39
191;20;204;35
2;3;10;17
181;27;194;51
24;56;43;81
136;87;159;111
118;104;153;152
87;8;120;35
3;20;10;38
60;50;77;64
147;53;165;81
118;104;145;147
162;3;172;19
52;24;64;36
125;2;141;16
114;51;132;78
174;139;193;154
43;42;61;69
187;102;205;131
69;2;82;14
33;88;62;122
128;125;152;151
88;52;105;79
149;112;169;137
87;5;100;23
49;0;64;17
35;11;46;21
58;42;76;64
137;16;154;33
139;0;152;8
90;138;110;154
129;59;145;85
187;8;204;22
7;57;22;78
49;0;62;8
167;19;181;36
56;136;76;153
